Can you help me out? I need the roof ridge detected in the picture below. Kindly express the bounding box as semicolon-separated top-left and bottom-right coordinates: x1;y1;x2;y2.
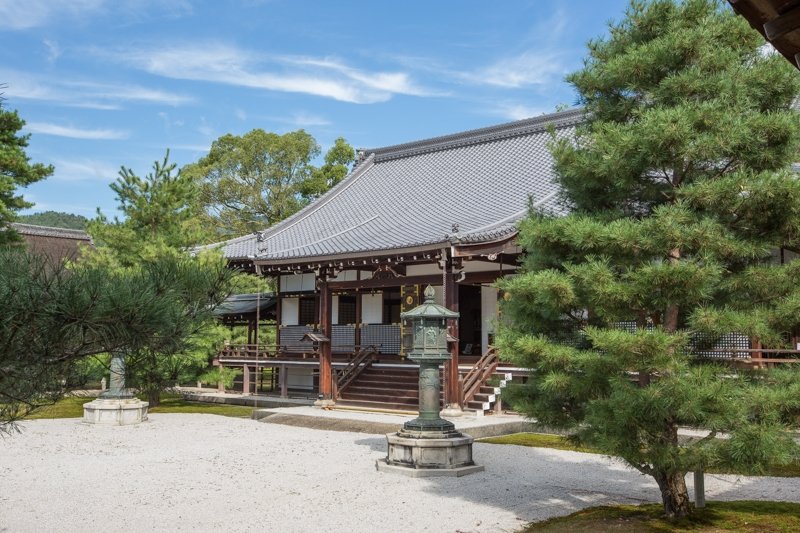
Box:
10;223;91;239
194;155;377;255
364;107;584;162
249;154;377;252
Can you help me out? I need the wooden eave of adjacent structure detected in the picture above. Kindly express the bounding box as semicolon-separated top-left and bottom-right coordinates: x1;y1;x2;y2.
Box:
729;0;800;68
255;232;520;275
255;243;447;274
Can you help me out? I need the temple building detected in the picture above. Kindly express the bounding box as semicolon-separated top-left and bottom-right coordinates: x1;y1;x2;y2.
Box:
204;108;584;413
10;223;93;263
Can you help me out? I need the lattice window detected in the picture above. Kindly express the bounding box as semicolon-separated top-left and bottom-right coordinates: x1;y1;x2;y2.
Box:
298;296;316;326
338;295;357;324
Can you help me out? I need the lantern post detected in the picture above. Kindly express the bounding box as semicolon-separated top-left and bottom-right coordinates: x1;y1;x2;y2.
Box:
376;286;483;477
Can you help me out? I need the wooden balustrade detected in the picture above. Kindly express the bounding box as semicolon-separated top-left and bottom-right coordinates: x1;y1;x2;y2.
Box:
334;345;378;398
460;347;499;407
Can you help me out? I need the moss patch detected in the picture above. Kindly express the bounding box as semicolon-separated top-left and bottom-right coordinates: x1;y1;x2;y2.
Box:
479;432;598;454
525;501;800;532
480;432;800;477
24;394;253;420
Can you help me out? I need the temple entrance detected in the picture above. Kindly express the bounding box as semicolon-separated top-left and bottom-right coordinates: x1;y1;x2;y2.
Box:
458;284;482;357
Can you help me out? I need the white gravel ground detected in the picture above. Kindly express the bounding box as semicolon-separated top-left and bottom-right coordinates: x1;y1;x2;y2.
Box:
1;414;799;533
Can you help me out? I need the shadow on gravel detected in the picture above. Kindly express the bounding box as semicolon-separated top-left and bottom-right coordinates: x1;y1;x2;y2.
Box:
405;444;800;525
354;436;387;452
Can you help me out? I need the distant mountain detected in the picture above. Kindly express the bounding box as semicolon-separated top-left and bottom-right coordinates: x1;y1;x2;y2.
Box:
17;211;89;230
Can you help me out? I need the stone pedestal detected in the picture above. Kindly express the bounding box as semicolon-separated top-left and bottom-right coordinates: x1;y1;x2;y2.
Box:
83;398;149;425
376;431;484;477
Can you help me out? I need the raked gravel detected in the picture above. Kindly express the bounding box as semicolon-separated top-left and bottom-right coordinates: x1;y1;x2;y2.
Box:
1;414;799;533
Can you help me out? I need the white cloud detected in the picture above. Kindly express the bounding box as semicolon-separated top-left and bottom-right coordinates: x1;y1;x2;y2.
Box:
491;102;551;121
0;0;192;30
51;158;119;182
0;69;194;108
288;112;330;127
172;144;210;153
197;117;214;137
61;80;195;106
235;108;247;121
0;0;105;30
26;122;129;140
464;51;567;88
43;39;61;63
93;43;435;104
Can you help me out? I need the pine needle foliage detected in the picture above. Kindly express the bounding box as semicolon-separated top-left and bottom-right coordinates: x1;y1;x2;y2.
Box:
499;0;800;519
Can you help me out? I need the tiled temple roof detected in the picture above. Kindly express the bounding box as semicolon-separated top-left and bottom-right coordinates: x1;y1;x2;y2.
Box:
204;108;584;264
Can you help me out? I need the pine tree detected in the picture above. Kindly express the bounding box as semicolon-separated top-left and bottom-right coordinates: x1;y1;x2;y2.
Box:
85;151;230;406
87;150;209;266
499;0;800;519
0;100;53;243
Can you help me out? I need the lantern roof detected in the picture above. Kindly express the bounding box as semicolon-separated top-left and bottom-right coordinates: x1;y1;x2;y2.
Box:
400;285;460;320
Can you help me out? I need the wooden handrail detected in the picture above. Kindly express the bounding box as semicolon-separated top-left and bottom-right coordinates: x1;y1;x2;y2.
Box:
460;347;499;406
335;345;378;397
219;344;282;359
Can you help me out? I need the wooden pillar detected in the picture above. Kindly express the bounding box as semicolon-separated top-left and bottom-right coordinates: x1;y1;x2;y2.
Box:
318;274;333;401
280;364;288;398
752;337;763;369
354;291;362;350
445;266;460;409
242;365;251;395
275;289;282;349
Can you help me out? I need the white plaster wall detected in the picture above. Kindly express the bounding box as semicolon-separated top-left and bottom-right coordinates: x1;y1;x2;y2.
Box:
301;273;315;291
332;295;339;325
481;285;498;354
462;260;516;273
281;297;299;326
330;270;359;281
280;273;315;292
362;293;383;324
286;368;314;391
407;263;440;276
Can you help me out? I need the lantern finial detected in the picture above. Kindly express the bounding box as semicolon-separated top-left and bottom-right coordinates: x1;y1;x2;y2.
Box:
423;284;435;302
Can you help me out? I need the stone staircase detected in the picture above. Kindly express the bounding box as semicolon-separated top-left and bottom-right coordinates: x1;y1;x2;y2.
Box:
463;372;511;416
336;366;423;412
335;360;510;415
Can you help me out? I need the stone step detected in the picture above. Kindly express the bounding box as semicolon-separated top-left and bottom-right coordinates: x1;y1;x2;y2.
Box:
352;379;418;390
472;393;496;403
357;374;419;384
341;389;419;401
335;398;428;412
467;400;491;411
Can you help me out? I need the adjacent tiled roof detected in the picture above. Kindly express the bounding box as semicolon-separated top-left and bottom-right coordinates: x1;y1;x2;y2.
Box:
10;223;93;263
11;223;92;241
206;108;584;264
213;293;276;318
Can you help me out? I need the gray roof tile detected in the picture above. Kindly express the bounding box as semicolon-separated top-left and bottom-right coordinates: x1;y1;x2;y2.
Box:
206;108;583;263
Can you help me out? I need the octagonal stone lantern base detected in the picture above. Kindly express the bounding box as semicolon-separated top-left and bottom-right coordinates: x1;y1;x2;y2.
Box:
376;431;484;478
83;397;149;425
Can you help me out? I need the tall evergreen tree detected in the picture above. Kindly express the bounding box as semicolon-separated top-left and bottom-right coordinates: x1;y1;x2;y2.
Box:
85;151;230;406
499;0;800;518
87;150;209;265
0;99;53;243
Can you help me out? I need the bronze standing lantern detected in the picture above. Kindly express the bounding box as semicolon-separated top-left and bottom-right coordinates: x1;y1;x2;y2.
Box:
377;285;483;476
400;285;460;436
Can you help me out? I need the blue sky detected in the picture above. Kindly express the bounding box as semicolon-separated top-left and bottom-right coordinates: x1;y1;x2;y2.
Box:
1;0;630;219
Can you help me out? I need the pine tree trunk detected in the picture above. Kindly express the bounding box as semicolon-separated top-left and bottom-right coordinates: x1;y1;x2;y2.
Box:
148;388;161;407
663;248;682;332
654;469;691;519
